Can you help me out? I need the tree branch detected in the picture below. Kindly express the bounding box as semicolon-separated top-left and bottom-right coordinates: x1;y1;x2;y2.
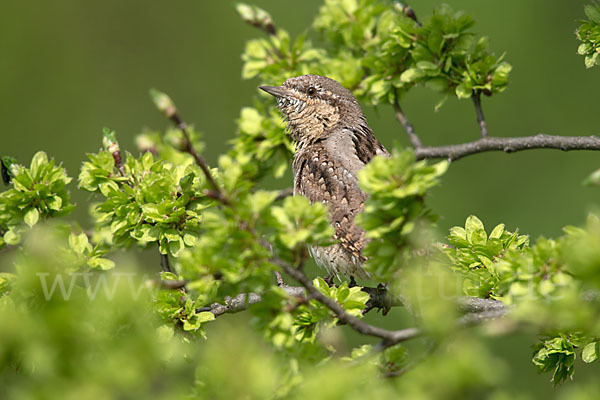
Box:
160;252;173;273
472;90;488;138
196;285;306;317
197;292;264;316
413;134;600;161
150;89;231;205
275;187;294;201
159;279;187;290
276;260;422;347
458;308;508;325
457;296;505;313
191;275;506;320
393;100;423;149
173;118;230;205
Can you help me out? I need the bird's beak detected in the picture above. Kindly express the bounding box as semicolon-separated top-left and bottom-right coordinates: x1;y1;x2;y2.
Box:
259;85;291;98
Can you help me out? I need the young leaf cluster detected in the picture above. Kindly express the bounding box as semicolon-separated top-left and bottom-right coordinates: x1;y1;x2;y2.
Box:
0;151;74;248
239;0;512;111
532;334;588;385
251;277;368;356
356;147;448;281
444;215;529;298
230;102;293;180
577;2;600;68
79;133;210;257
445;214;600;383
315;1;511;104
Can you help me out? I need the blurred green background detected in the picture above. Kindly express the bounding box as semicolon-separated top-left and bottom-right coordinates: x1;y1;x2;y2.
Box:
1;0;600;397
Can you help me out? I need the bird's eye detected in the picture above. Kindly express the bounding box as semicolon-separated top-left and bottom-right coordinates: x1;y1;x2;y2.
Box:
307;87;316;96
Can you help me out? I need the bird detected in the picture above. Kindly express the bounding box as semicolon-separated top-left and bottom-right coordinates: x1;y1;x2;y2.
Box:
259;74;389;281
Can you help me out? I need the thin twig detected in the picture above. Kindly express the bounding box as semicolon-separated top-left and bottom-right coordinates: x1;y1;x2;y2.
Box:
189;275;505;320
472;90;488;138
1;161;11;185
458;308;508;325
275;259;422;347
393;100;423;148
275;187;294;201
196;286;306;317
172;115;230;205
414;134;600;162
151;90;231;205
159;279;187;290
102;132;124;175
196;293;263;316
160;252;173;273
457;297;505;313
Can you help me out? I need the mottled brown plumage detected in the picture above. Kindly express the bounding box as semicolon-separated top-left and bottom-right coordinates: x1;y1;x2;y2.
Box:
260;75;389;280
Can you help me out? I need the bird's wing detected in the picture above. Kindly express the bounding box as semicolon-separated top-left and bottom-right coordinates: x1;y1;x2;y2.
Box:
346;122;390;164
293;143;368;262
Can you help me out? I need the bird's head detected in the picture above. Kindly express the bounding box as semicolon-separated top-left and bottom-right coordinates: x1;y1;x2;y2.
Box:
259;74;363;146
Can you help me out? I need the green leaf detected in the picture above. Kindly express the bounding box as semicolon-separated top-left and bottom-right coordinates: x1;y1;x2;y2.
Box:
30;151;49;178
582;341;599;363
3;229;21;246
449;226;467;240
197;311;216;323
585;53;598;69
584;4;600;24
47;195;63;211
455;82;472;99
400;68;425;83
69;232;90;255
239;107;263;135
578;42;592;55
416;61;439;71
164;229;180;242
24;208;40;227
479;256;495;273
160;271;178;281
489;224;505;239
88;257;116;270
183;319;201;331
169;238;184;257
182;311;215;332
138;225;161;242
183;232;198;247
465;215;486;244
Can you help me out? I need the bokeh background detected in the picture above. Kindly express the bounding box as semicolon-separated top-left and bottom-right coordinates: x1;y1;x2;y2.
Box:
1;0;599;397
